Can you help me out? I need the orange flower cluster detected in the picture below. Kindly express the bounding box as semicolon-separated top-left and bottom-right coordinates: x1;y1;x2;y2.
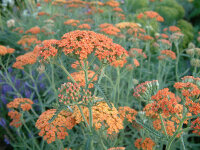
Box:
38;11;50;16
64;19;80;26
12;46;40;69
151;88;179;116
25;26;41;34
7;98;34;128
68;70;98;88
8;110;22;128
72;101;124;134
169;26;181;32
159;50;176;60
133;80;159;100
137;11;164;22
127;27;146;38
113;7;123;12
129;48;147;58
115;22;139;29
105;0;120;7
59;30;127;65
35;109;76;144
0;45;15;55
118;106;137;123
13;27;24;34
174;82;200;98
38;39;59;61
78;24;91;29
108;147;125;150
17;35;41;50
153;119;176;136
58;82;81;104
191;117;200;136
133;59;140;67
134;137;155;150
7;98;34;111
100;25;121;36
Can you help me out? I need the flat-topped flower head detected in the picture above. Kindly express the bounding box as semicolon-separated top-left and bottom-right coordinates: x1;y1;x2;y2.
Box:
191;117;200;136
39;39;59;62
174;81;200;98
134;137;155;150
105;0;120;7
115;22;139;29
25;26;41;34
12;50;39;69
151;88;179;116
0;45;15;55
35;109;76;144
108;147;125;150
159;50;176;60
58;30;127;65
118;106;137;123
7;98;34;111
72;101;123;134
8;110;22;128
129;48;147;58
137;11;164;22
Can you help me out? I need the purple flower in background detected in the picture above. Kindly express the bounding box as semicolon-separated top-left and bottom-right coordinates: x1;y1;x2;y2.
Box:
1;94;7;104
2;84;13;94
4;135;10;145
0;118;6;128
8;67;12;73
15;79;21;89
25;89;31;98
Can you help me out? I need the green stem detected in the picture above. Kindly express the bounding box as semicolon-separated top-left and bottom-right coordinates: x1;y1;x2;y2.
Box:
159;114;168;139
93;67;105;96
22;118;40;150
57;60;76;83
175;43;180;81
77;105;91;132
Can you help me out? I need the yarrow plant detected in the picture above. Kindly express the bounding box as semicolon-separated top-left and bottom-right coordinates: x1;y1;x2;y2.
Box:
0;0;200;150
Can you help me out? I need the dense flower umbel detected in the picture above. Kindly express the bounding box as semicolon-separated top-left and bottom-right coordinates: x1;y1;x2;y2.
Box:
7;98;34;111
17;35;40;50
72;101;124;134
118;106;137;123
160;50;176;60
25;26;41;34
134;137;155;150
58;30;128;66
12;45;40;69
115;22;139;29
133;80;159;100
191;117;200;136
7;98;34;128
38;39;59;61
68;70;98;88
100;25;121;36
107;147;125;150
129;48;147;58
174;82;200;98
137;11;164;22
0;45;15;55
35;109;76;144
8;110;22;128
151;88;180;116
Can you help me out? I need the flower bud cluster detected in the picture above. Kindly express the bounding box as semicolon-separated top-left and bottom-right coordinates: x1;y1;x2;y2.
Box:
133;80;159;101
